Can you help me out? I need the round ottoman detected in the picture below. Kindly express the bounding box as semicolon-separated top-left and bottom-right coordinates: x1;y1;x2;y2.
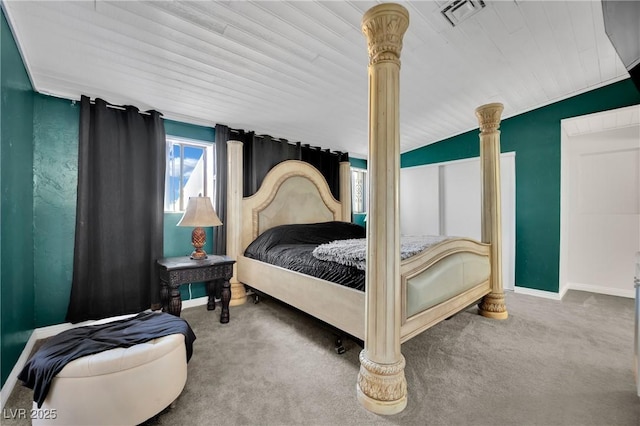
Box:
32;333;187;426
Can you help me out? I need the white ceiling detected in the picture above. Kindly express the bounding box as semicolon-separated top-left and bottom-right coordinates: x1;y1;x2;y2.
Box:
2;0;630;158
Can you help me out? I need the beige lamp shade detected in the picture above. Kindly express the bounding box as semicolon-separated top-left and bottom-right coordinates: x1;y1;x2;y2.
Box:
177;196;221;259
177;196;222;227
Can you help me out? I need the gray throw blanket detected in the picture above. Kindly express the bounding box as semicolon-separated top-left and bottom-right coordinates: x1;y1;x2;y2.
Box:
312;236;451;270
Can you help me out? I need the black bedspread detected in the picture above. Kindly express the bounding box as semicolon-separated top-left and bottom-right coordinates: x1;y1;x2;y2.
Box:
244;221;366;290
18;311;196;407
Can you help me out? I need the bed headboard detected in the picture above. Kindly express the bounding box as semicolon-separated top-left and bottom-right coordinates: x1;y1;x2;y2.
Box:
236;159;350;252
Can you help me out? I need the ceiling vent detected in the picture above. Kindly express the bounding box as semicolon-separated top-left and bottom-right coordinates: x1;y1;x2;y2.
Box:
441;0;486;27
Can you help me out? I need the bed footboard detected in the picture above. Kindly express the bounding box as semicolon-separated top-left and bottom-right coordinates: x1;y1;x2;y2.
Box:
399;238;492;342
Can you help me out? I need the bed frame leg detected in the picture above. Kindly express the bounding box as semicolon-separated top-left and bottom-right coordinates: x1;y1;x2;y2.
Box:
335;336;346;355
478;293;508;319
245;287;260;304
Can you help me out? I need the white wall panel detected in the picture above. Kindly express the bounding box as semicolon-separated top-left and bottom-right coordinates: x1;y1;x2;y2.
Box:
443;160;481;240
578;149;639;214
400;154;516;291
400;165;440;236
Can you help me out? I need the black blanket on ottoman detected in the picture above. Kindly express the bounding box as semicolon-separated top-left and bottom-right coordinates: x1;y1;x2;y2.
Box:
18;311;196;407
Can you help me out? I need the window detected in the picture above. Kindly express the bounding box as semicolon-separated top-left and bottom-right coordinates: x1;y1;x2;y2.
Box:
165;137;215;212
351;168;367;214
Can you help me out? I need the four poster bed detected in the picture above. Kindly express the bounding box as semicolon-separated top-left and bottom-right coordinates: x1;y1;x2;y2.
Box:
225;3;507;415
227;158;497;343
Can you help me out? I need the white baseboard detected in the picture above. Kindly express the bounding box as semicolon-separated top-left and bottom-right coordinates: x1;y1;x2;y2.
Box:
515;283;636;300
514;285;563;300
567;282;635;299
0;297;208;410
182;296;208;310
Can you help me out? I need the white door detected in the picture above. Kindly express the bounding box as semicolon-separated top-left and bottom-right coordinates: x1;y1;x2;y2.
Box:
561;106;640;298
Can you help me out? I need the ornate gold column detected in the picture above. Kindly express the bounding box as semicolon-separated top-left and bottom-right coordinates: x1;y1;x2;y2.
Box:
339;161;352;222
476;103;508;319
226;140;246;306
358;3;409;415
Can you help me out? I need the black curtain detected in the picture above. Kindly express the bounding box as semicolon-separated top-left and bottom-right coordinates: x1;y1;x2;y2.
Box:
239;131;347;199
66;96;166;323
241;132;291;197
300;145;347;199
207;126;348;259
213;124;230;255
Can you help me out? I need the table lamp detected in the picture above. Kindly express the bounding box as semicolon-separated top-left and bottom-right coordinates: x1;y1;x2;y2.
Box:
177;196;222;259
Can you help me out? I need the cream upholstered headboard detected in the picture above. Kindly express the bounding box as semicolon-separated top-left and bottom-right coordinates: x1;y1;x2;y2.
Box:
239;160;347;252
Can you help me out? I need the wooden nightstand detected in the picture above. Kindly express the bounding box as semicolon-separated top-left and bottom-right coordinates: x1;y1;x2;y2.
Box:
157;255;236;323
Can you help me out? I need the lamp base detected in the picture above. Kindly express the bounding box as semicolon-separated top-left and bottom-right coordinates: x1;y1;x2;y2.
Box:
190;227;208;260
190;249;208;260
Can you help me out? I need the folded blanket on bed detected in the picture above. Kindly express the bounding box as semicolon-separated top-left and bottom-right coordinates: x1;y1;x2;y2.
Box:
312;236;451;270
18;311;196;408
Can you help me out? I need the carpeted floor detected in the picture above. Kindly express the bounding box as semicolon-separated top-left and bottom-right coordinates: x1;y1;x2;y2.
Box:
4;290;640;425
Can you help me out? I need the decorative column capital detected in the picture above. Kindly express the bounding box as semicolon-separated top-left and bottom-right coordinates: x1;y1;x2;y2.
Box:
361;3;409;66
475;103;504;133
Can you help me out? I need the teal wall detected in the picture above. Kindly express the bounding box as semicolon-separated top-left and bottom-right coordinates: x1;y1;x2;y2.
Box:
349;157;367;170
165;118;215;142
352;213;367;228
1;9;35;387
401;79;640;293
33;95;79;327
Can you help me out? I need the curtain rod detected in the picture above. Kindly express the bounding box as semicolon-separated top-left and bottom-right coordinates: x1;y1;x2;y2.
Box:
228;127;346;156
73;96;156;116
